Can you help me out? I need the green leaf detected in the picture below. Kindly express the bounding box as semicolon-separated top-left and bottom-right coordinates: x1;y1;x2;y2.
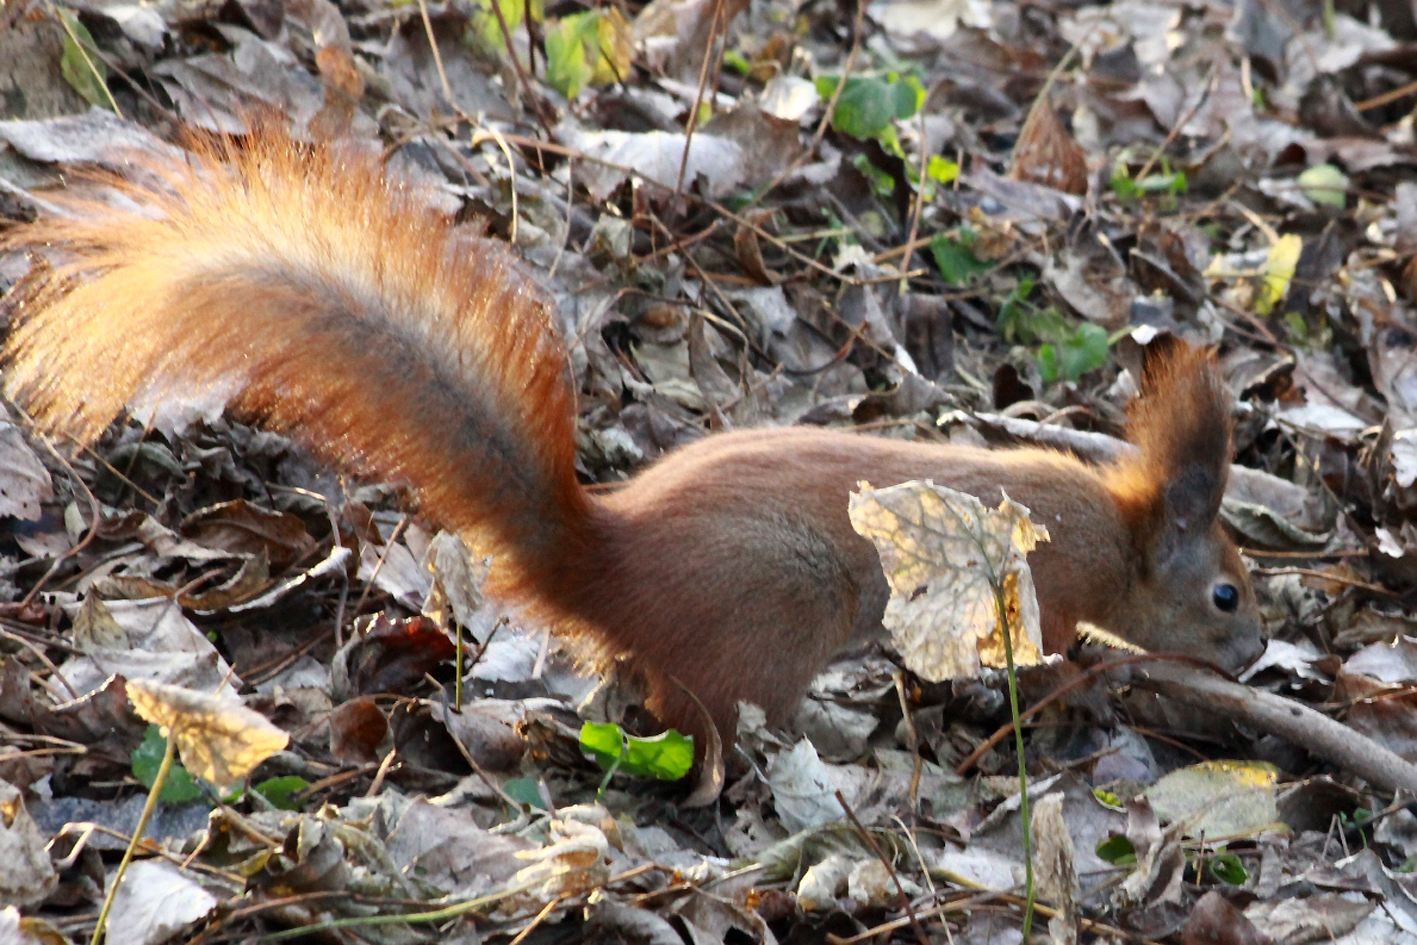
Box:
253;775;308;811
851;153;897;197
1340;807;1374;834
1091;786;1124;809
998;275;1042;342
1109;164;1140;201
1095;834;1137;866
1298;163;1348;209
503;777;550;810
545;12;596;99
926;155;959;185
1110;159;1187;202
131;726;204;805
579;721;693;781
1207;852;1249;885
1038;322;1109;384
468;0;541;56
57;8;112;111
723;49;751;76
817;74;922;141
929;230;991;286
1135;170;1188;195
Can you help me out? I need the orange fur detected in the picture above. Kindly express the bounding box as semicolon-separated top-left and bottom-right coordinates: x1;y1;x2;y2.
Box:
2;132;589;615
1104;344;1233;538
1;128;1264;750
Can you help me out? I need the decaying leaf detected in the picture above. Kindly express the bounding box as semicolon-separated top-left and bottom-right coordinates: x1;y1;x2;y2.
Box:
0;422;53;522
1115;797;1186;909
1009;97;1088;196
849;480;1047;681
507;813;611;908
765;738;874;833
127;679;288;788
1032;792;1079;945
560;128;747;201
103;859;217;945
1144;760;1282;839
0;781;57;908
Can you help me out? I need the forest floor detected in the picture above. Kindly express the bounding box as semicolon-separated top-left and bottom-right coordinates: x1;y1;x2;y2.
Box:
3;0;1417;942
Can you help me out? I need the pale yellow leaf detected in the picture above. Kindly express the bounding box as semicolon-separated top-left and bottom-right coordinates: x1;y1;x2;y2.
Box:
848;480;1047;681
1144;760;1282;839
590;7;632;85
1254;233;1302;316
127;679;288;787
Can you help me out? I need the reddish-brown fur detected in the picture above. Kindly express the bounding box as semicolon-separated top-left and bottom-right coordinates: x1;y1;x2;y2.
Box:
1;129;1264;749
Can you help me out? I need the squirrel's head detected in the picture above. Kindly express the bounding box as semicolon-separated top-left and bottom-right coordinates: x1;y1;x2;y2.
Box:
1102;344;1265;672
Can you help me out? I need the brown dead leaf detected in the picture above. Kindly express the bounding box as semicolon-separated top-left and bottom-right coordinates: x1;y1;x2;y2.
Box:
1009;97;1088;196
1183;889;1272;945
328;696;388;765
180;499;316;568
334;614;455;698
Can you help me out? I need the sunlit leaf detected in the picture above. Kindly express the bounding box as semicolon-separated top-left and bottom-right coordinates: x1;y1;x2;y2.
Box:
1254;233;1302;316
127;679;288;789
579;721;693;780
849;482;1047;681
1145;760;1282;839
545;13;595;99
927;155;960;184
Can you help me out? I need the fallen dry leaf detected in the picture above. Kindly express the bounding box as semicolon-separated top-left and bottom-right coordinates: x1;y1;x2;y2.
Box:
126;679;288;788
849;480;1047;680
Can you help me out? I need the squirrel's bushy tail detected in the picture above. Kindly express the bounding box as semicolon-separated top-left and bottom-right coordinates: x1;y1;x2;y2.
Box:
3;127;590;598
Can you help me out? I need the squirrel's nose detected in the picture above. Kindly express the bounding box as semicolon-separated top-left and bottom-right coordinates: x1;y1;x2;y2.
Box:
1235;627;1267;671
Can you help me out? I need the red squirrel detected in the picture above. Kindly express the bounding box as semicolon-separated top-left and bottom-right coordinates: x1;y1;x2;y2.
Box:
1;128;1263;746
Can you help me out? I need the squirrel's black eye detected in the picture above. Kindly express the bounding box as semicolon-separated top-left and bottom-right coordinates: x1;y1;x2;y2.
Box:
1213;582;1240;613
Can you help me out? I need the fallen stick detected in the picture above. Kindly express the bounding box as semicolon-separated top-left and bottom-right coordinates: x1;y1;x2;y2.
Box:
1135;662;1417;796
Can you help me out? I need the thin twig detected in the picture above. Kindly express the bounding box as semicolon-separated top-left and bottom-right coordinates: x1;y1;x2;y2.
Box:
834;790;931;945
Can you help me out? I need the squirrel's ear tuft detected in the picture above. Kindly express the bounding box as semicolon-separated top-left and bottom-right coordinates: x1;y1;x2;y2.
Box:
1106;343;1234;561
